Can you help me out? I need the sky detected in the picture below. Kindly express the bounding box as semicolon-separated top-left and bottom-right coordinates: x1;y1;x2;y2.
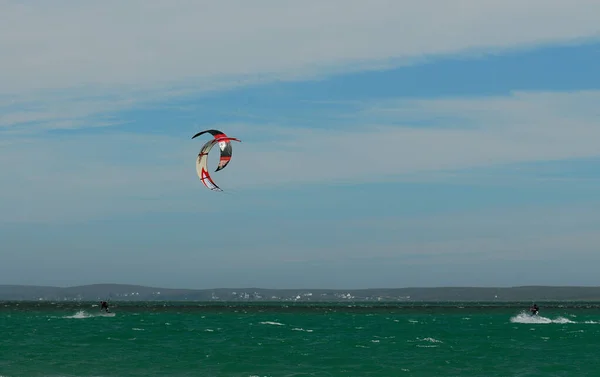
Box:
1;0;600;289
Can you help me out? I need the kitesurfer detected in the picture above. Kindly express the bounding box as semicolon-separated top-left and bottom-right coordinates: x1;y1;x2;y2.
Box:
529;303;539;316
100;301;110;313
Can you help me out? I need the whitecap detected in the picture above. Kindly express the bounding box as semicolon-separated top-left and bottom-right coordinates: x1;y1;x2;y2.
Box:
260;321;285;326
419;337;443;343
291;328;313;332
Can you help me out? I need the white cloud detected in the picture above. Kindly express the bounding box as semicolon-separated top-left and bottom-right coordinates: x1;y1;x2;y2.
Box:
1;0;600;130
218;90;600;189
1;89;598;223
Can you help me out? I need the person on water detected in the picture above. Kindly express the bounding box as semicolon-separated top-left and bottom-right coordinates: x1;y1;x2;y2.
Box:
530;303;539;316
100;301;110;312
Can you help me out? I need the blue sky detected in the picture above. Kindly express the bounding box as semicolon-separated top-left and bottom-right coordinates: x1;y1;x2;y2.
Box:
1;1;600;289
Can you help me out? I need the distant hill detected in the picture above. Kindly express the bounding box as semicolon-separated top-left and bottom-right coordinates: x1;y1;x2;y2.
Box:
2;284;600;302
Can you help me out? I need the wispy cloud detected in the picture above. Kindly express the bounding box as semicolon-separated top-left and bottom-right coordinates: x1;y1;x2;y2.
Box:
2;1;599;130
222;90;600;188
1;89;598;223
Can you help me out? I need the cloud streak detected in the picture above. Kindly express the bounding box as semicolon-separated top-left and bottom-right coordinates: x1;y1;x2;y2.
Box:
1;0;600;130
1;89;598;223
223;90;600;188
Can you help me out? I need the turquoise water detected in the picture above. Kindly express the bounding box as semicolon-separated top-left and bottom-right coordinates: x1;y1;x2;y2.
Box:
2;302;600;376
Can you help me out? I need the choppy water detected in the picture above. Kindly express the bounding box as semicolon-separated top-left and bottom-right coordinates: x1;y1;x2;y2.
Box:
2;302;600;376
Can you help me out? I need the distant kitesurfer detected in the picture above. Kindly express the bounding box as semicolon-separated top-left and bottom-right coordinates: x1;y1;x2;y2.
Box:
530;303;539;316
100;301;110;313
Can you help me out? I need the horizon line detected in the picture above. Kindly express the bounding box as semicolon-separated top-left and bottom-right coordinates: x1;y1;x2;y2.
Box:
3;283;600;290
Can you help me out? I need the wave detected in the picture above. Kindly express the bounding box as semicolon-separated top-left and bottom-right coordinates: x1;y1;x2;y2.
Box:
292;327;313;332
259;321;285;326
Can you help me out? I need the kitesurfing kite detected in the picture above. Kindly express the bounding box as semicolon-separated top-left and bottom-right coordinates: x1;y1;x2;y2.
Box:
192;129;241;192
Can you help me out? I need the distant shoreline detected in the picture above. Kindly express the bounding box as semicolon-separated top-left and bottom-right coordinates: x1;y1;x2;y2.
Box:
3;284;600;302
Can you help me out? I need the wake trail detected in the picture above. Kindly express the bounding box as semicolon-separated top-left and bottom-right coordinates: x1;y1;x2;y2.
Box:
62;310;116;319
510;312;576;324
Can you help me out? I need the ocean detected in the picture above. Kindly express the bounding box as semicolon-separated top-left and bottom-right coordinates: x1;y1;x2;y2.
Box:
2;301;599;377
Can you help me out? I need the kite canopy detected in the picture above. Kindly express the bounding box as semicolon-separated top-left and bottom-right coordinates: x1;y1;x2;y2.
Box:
192;129;241;192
